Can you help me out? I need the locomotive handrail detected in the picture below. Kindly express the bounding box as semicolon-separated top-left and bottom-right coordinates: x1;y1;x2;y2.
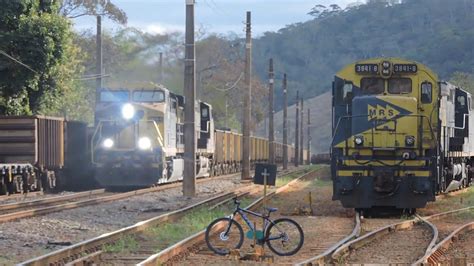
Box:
330;114;437;157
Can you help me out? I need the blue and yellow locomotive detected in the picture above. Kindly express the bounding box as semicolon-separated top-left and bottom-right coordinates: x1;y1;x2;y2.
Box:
331;58;473;211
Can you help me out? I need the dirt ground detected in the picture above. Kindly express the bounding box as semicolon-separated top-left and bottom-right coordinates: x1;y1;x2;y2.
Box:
170;167;355;265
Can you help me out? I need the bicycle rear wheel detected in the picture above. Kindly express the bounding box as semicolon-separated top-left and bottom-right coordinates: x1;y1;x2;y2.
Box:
265;218;304;256
205;217;244;255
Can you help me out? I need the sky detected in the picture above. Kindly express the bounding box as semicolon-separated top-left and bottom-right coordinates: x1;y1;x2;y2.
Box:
74;0;358;36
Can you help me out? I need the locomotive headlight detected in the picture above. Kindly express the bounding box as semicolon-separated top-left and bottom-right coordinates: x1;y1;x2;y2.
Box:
138;137;152;150
405;135;415;146
102;138;114;149
354;135;364;146
121;103;135;120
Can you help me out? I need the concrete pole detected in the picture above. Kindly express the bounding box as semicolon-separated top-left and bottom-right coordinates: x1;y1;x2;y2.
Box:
300;99;304;165
268;58;275;164
241;11;252;180
295;90;300;167
183;0;196;197
282;74;288;170
95;15;102;106
307;108;311;164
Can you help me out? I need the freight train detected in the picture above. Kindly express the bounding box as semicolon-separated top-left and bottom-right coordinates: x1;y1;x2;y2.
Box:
331;58;473;212
0;86;306;194
0;116;91;194
92;86;305;188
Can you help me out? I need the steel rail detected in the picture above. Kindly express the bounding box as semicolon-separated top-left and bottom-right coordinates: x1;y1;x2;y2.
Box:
0;188;106;212
137;168;318;266
331;206;474;264
416;222;474;265
0;173;237;223
0;191;43;201
296;213;361;265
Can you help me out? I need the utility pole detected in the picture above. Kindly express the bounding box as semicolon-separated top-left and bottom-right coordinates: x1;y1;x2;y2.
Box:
282;74;288;170
158;52;163;82
300;99;304;165
295;90;300;167
268;58;275;164
183;0;196;197
95;15;102;107
242;11;252;180
307;108;311;165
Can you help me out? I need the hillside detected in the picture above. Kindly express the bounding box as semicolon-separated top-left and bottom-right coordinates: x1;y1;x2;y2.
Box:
256;92;332;154
253;0;474;110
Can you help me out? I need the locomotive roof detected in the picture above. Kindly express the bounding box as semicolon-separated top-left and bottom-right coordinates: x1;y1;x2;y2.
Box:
336;57;439;81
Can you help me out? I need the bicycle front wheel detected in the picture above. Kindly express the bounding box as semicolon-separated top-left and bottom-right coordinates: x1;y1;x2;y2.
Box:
205;217;244;255
265;218;304;256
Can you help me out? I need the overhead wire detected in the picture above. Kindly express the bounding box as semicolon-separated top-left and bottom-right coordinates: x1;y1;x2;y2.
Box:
0;49;39;74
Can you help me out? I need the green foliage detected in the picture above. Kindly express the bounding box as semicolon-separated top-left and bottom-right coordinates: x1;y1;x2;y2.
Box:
0;0;89;120
145;197;254;252
60;0;127;24
253;0;474;110
450;72;474;94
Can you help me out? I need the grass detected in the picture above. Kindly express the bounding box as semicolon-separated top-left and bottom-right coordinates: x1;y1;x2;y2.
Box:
144;197;255;253
427;188;474;214
103;235;139;253
275;165;324;187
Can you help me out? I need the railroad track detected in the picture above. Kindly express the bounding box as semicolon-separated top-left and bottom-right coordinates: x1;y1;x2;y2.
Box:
0;172;255;224
329;206;474;264
416;206;474;264
0;191;43;202
20;167;310;265
138;168;319;265
295;213;360;265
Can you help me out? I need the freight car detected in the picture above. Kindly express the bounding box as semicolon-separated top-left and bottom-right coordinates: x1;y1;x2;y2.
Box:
212;129;297;176
0;116;90;195
331;58;473;212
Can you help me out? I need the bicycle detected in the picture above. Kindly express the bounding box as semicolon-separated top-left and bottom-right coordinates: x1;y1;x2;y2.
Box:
205;197;304;256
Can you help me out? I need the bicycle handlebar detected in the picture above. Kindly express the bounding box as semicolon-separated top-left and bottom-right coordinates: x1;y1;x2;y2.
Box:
233;197;241;205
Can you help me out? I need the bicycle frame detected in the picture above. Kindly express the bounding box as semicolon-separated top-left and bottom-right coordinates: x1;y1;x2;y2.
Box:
224;206;284;242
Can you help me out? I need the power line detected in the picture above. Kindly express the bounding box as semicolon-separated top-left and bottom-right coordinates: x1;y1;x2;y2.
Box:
0;50;39;74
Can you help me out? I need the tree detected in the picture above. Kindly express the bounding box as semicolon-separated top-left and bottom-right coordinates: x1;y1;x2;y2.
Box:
59;0;127;24
0;0;83;116
450;72;474;95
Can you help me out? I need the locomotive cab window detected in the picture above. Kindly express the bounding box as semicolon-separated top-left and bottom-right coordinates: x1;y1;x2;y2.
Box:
388;78;412;94
421;82;432;103
342;83;353;103
334;80;353;104
132;90;165;103
100;90;130;102
457;95;466;107
361;78;384;95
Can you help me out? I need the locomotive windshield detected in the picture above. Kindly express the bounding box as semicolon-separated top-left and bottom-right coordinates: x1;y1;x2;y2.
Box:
100;90;130;102
360;78;384;94
132;90;165;103
388;78;412;94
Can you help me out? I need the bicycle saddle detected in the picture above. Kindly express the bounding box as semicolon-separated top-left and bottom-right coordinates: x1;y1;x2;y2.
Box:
266;207;278;212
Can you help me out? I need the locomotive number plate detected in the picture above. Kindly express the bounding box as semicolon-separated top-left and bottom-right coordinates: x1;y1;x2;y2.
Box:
393;64;418;74
355;64;379;74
